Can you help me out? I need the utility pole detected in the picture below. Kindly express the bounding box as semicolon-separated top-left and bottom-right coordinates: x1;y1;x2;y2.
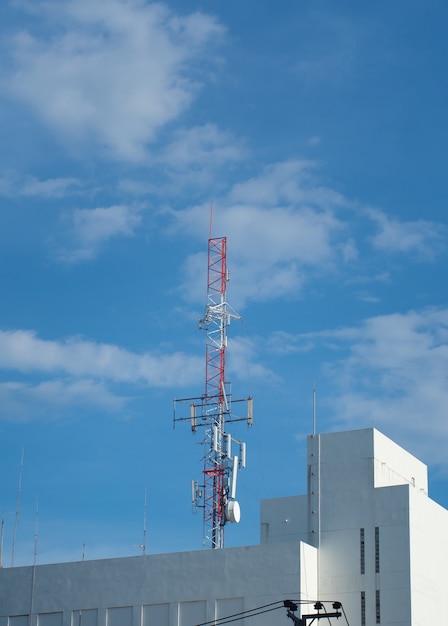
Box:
284;600;342;625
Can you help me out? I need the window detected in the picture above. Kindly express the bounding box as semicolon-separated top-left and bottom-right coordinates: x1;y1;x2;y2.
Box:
38;614;63;626
375;590;381;624
216;599;244;623
360;528;365;574
9;617;29;626
72;610;98;626
143;604;169;626
360;592;366;626
107;607;132;626
179;601;206;626
375;526;380;573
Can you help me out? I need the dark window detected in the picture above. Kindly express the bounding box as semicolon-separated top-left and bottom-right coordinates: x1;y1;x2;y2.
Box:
375;590;381;624
360;528;365;574
375;526;380;573
361;591;366;626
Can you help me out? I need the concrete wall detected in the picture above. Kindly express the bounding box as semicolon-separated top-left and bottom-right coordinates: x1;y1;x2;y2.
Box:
260;494;309;545
408;489;448;625
260;428;447;626
372;430;427;493
0;542;312;626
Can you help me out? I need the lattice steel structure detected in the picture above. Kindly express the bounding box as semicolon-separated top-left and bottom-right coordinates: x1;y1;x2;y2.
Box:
174;234;253;549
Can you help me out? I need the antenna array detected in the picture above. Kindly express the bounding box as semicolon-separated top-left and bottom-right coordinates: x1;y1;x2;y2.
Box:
174;235;253;549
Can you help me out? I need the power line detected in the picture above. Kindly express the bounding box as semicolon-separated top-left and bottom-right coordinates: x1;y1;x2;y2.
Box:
196;599;350;626
196;600;284;626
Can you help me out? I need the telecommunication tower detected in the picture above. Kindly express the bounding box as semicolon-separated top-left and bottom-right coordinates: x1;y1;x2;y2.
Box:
174;230;253;549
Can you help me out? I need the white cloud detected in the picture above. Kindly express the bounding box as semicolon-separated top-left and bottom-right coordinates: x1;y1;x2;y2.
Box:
5;0;224;161
0;328;202;420
301;307;448;467
169;160;447;308
160;124;245;168
227;335;278;384
0;379;124;422
367;207;446;257
21;175;81;198
355;292;381;304
117;124;246;196
0;171;81;198
0;329;202;387
0;329;272;421
176;203;343;307
224;205;341;266
72;205;140;244
59;204;142;261
227;160;346;209
266;330;317;356
171;160;351;307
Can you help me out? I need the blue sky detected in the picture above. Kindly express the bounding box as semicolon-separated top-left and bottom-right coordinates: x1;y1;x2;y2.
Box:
1;0;447;565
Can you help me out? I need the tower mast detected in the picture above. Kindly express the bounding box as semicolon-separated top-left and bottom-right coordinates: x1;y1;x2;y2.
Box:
174;230;253;549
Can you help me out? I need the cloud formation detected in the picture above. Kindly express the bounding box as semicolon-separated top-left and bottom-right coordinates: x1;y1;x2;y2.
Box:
0;171;81;198
0;378;124;422
159;124;246;172
170;160;447;308
0;329;201;386
0;328;205;420
367;208;446;257
58;204;142;261
0;328;273;421
5;0;224;161
276;307;448;467
170;160;354;306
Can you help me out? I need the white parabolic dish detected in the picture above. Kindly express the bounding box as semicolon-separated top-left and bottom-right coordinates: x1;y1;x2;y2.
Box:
225;499;241;524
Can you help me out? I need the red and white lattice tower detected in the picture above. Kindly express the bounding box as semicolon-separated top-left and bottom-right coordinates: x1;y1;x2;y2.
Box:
174;231;253;549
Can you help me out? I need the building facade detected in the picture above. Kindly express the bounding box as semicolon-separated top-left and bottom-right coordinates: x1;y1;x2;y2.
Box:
1;428;447;626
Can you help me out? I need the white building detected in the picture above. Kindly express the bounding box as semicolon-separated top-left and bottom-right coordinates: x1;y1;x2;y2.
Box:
1;427;447;626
